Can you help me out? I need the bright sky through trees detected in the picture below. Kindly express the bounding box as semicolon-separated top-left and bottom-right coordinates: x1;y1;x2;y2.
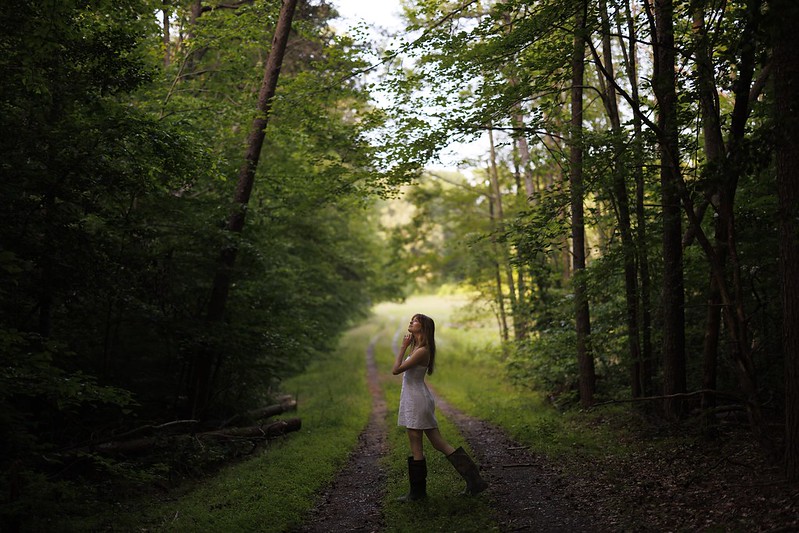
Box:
329;0;488;174
331;0;404;31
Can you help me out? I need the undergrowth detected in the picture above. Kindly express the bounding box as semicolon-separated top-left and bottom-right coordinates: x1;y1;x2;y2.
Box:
62;322;374;532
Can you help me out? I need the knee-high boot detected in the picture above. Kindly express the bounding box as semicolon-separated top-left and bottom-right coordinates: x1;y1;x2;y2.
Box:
397;456;427;501
446;446;488;495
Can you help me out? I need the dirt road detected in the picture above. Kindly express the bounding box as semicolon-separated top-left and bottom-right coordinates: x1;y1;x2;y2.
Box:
294;332;604;532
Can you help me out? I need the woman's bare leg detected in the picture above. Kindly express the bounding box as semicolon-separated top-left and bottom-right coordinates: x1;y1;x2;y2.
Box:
407;429;425;460
423;428;456;456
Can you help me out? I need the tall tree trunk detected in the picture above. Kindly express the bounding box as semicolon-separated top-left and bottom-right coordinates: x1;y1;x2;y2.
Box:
512;138;530;339
773;0;799;482
653;0;686;419
488;194;510;343
162;1;171;67
185;0;204;71
189;0;298;419
570;1;594;407
688;0;765;438
620;0;654;397
594;0;642;398
691;4;725;416
488;126;520;340
720;0;764;440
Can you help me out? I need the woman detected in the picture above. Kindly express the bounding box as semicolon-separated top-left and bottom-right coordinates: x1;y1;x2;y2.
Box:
392;313;488;501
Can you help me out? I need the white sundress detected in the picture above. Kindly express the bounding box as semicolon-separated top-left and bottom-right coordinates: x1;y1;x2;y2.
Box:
397;363;438;429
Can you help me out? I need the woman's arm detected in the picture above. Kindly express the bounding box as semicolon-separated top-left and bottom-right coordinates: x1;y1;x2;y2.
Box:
392;335;429;375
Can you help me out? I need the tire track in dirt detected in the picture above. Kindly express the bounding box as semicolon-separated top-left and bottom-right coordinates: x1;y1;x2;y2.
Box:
389;324;602;531
291;335;388;532
432;391;605;532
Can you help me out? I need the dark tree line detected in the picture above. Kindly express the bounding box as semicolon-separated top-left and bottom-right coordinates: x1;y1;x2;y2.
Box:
0;0;397;523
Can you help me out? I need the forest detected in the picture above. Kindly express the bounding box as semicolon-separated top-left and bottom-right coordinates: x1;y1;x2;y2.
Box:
1;0;798;529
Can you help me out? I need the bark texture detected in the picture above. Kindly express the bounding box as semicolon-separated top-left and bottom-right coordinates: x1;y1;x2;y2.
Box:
653;0;686;419
570;1;595;407
773;0;799;481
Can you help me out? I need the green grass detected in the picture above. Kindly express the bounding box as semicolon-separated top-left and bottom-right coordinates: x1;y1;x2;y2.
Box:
75;322;375;532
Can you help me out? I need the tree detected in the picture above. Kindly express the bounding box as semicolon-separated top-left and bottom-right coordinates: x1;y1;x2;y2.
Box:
772;0;799;481
189;0;298;419
590;0;643;398
570;0;595;407
651;0;686;419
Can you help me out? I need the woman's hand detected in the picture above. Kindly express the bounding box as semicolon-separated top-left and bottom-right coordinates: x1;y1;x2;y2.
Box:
393;334;413;375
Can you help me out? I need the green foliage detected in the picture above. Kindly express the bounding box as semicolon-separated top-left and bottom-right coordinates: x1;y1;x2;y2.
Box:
1;0;397;526
43;322;374;532
383;0;785;435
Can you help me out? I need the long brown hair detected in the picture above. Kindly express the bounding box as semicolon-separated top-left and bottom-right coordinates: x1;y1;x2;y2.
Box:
412;313;436;375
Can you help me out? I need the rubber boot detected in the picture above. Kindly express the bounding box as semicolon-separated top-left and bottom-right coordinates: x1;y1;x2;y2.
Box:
397;456;427;501
446;446;488;495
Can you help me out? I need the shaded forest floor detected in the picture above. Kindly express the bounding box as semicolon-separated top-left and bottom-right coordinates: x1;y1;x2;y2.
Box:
291;326;798;532
562;426;799;532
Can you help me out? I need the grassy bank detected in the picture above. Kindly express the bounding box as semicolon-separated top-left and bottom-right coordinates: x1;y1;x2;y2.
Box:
73;322;375;532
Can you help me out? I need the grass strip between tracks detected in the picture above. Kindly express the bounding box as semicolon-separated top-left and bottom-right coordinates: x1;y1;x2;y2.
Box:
372;316;498;533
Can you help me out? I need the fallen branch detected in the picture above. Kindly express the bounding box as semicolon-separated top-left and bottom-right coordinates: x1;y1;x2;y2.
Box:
218;397;297;429
105;419;200;441
62;418;302;456
202;419;301;440
589;389;742;408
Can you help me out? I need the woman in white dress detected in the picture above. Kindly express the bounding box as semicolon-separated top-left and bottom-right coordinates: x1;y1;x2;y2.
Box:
392;313;488;501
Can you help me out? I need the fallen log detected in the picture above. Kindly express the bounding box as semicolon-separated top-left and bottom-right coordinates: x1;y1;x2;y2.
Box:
247;398;297;421
63;418;302;456
202;418;301;440
217;396;297;429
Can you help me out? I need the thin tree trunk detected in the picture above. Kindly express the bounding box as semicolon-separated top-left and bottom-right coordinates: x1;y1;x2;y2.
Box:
773;0;799;481
571;0;594;407
189;0;298;419
595;0;642;398
488;195;509;343
652;0;686;420
512;138;530;339
691;5;725;416
620;0;654;397
513;108;536;199
488;126;519;340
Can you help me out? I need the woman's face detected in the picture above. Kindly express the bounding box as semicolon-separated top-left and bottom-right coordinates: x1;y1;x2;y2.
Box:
408;315;423;335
